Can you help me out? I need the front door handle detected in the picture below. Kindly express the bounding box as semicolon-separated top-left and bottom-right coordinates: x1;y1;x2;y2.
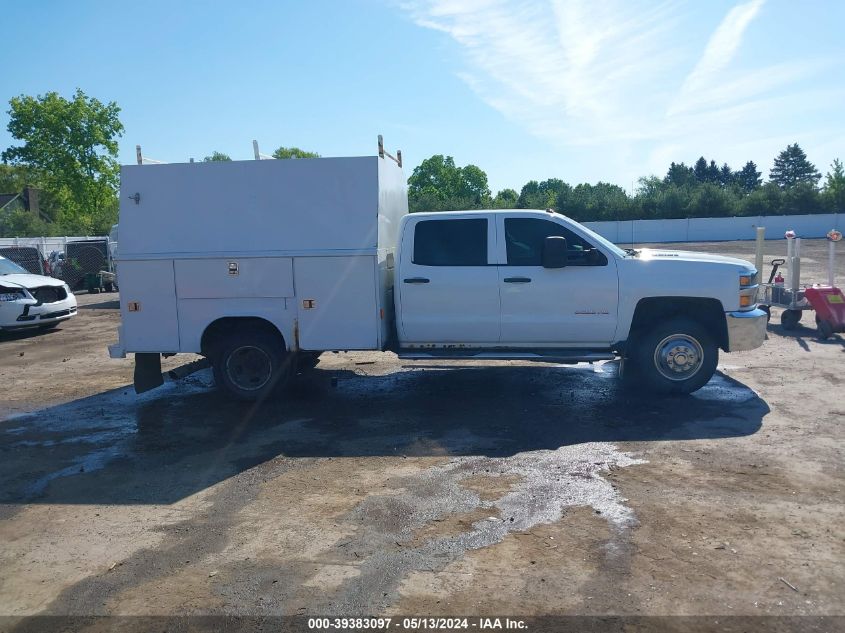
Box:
404;277;430;284
503;277;532;283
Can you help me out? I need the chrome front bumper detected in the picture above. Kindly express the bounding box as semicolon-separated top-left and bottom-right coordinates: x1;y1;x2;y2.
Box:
726;308;767;352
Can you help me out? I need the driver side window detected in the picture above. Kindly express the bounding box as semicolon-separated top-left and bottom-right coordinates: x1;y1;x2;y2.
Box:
504;218;607;266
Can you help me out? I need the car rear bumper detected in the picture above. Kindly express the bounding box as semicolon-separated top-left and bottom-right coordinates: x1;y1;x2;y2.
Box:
726;308;767;352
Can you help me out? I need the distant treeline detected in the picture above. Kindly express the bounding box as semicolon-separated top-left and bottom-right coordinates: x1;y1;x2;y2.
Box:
408;144;845;222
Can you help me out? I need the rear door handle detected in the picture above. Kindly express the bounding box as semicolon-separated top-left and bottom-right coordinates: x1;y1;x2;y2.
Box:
403;277;430;284
503;277;532;283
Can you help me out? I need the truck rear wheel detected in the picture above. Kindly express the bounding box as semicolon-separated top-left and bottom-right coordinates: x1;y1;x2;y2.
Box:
212;329;290;401
627;318;718;395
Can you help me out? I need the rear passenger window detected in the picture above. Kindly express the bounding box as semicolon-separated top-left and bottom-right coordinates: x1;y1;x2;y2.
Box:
413;219;487;266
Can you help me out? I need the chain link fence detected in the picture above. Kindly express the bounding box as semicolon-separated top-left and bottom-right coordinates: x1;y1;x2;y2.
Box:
0;236;112;288
61;240;110;289
0;246;47;275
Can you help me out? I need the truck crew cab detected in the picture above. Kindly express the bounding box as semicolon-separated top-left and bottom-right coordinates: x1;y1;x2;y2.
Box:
109;141;767;399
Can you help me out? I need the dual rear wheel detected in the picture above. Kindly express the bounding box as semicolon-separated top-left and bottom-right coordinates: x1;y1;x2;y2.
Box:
211;329;320;401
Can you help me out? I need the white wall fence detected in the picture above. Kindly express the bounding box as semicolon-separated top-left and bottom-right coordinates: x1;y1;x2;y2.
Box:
0;213;841;254
583;213;842;244
0;236;107;258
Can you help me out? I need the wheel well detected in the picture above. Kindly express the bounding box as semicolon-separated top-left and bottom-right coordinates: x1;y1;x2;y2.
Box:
200;317;286;358
628;297;728;351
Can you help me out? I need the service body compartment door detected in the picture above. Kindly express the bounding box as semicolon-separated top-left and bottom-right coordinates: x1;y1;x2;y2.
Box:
295;256;379;350
174;258;293;299
119;260;180;352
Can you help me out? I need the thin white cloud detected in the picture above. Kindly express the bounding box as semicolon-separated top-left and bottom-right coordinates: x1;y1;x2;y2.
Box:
671;0;766;115
684;0;765;89
401;0;682;145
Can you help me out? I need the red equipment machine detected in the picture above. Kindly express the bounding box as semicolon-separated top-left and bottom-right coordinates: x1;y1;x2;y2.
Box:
804;287;845;339
758;228;842;338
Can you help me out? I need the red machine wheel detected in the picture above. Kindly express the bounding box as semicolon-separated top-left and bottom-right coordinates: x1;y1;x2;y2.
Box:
816;316;834;340
781;309;802;331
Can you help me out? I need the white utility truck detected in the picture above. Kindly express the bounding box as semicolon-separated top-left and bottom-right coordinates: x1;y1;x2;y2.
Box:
109;140;767;398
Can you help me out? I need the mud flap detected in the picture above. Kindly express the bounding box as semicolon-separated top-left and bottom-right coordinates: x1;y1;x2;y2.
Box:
134;353;164;394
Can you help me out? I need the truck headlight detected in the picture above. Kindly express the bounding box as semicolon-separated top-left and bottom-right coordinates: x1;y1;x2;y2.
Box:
739;270;758;310
739;291;757;308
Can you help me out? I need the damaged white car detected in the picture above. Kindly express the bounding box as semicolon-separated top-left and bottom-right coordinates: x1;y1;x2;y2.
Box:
0;255;77;331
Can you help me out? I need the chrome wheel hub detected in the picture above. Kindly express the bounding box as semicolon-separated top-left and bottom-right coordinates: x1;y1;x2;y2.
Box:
653;334;704;381
226;346;272;391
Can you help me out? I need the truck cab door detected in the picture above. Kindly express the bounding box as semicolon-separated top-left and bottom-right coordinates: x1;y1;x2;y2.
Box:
397;215;500;344
495;215;619;347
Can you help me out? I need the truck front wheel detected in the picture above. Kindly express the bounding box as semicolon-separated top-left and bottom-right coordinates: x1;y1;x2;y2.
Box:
212;329;290;401
627;318;718;395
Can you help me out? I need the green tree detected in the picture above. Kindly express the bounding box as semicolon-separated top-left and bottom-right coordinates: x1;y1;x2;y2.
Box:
769;143;821;188
687;182;734;217
740;182;783;216
719;163;734;188
706;160;721;184
407;155;490;212
0;208;52;238
408;155;461;210
664;162;695;187
822;159;845;212
693;157;708;183
2;89;123;232
492;188;518;208
736;161;762;192
517;178;568;209
780;182;823;214
272;146;320;159
202;151;232;162
457;164;490;206
0;163;36;193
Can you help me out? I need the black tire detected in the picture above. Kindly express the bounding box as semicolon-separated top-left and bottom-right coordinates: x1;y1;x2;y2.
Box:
816;316;834;340
781;309;801;331
761;305;771;323
104;282;114;293
627;318;718;395
211;328;291;401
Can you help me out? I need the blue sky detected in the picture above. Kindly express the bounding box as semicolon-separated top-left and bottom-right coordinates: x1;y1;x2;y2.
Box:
1;0;843;193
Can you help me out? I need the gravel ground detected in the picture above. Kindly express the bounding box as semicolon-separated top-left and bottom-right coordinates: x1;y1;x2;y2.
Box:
0;239;842;629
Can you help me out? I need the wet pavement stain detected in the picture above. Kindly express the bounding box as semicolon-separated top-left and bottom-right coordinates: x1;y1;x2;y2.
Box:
309;444;647;615
0;363;766;507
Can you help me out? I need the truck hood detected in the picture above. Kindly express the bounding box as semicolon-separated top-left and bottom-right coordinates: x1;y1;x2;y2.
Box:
0;273;66;289
637;248;754;269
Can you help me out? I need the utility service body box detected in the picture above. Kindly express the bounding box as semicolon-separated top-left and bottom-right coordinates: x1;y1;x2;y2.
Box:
113;154;408;356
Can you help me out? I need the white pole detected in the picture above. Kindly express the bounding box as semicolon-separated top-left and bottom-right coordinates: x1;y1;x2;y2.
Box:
786;236;794;288
136;145;143;165
754;226;765;284
792;238;801;292
830;240;836;287
253;140;260;161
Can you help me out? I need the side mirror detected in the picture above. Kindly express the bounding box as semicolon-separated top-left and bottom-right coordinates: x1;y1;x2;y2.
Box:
542;236;568;268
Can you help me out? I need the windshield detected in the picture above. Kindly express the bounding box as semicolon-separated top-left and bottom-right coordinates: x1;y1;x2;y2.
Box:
553;213;628;258
0;257;28;275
